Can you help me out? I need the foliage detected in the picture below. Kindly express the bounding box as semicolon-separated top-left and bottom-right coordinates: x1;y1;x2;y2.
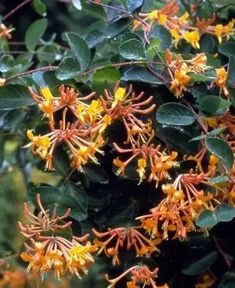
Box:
0;0;235;287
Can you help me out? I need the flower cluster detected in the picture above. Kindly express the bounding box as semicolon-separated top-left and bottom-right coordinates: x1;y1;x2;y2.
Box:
133;0;234;48
137;156;220;240
106;265;168;288
165;51;210;97
18;194;97;279
26;85;107;171
92;226;158;265
26;84;156;173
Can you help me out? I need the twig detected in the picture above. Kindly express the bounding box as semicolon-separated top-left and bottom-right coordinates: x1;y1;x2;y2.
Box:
6;66;58;82
213;236;231;268
3;0;32;21
182;98;208;134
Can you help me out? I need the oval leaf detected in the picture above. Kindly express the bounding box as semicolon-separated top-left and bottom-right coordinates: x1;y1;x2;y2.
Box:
121;67;162;85
196;209;217;228
119;38;145;60
25;18;48;51
199;95;230;116
0;85;34;110
215;204;235;222
92;67;120;94
219;42;235;58
205;137;234;170
56;57;80;80
156;103;196;126
63;32;91;71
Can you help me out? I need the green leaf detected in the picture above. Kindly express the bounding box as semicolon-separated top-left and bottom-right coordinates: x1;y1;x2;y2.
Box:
32;0;47;16
215;204;235;222
63;32;91;71
205;137;234;170
156;103;196;126
0;85;34;110
119;38;145;60
219;42;235;58
228;56;235;87
28;183;88;221
199;95;230;116
151;25;171;50
72;0;82;10
126;0;144;12
182;251;217;275
25;18;48;51
0;55;14;72
92;67;120;94
196;209;217;228
121;67;162;85
190;70;216;83
56;57;80;80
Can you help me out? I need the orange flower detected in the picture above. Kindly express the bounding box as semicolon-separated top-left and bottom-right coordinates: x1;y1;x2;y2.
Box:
19;194;97;279
170;63;191;97
214;67;229;96
92;226;157;265
106;265;168;288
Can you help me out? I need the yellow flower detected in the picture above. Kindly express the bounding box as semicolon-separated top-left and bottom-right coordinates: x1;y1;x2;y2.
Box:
148;10;167;25
183;31;200;49
112;87;126;109
39;86;54;116
87;99;104;123
170;64;191;97
214;24;224;43
180;12;189;24
170;28;181;48
214;67;229;95
26;130;51;159
137;158;147;183
40;86;53;100
224;20;235;40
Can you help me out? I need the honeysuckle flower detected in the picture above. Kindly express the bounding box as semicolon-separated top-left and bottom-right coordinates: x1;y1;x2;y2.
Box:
113;135;178;187
26;86;106;171
137;163;221;240
134;1;234;48
106;265;168;288
19;194;97;279
169;63;191;97
214;67;229;96
182;31;200;49
29;85;96;120
0;23;14;39
92;226;158;265
25;130;51;160
102;83;156;143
